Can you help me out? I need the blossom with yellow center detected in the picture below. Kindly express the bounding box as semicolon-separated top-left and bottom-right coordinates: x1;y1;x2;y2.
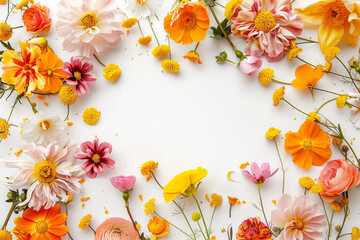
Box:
103;64;121;82
147;216;169;238
258;68;274;86
306;112;321;122
225;0;242;20
145;198;156;215
210;193;222;207
0;118;10;139
352;227;360;240
272;86;285;106
138;35;152;45
299;177;315;189
324;46;341;62
81;12;98;30
183;51;202;64
0;230;12;240
82;107;101;125
330;201;343;211
336;95;347;108
161;59;180;73
59;86;78;105
265;127;281;139
34;161;57;184
122;18;138;29
310;183;323;194
79;214;92;229
0;22;12;41
152;45;171;58
141;160;159;175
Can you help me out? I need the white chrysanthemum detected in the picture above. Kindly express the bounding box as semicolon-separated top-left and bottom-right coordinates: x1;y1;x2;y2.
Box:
20;111;65;144
348;93;360;129
126;0;164;19
5;136;83;211
56;0;124;58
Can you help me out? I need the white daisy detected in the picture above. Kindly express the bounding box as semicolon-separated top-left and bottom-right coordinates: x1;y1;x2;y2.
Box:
5;135;83;211
348;93;360;129
20;111;66;144
126;0;164;19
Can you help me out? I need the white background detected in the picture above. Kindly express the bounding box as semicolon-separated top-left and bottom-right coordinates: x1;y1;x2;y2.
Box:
0;0;360;239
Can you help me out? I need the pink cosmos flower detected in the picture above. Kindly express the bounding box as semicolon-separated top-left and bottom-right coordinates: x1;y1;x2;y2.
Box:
231;0;303;61
95;218;140;240
110;175;136;192
56;0;124;58
62;57;96;95
318;159;360;202
74;138;115;178
271;194;326;240
242;162;278;184
240;55;262;76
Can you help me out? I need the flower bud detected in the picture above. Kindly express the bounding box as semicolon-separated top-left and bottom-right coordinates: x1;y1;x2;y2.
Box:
192;212;201;221
122;191;130;201
348;57;358;68
355;66;360;73
341;145;349;153
235;49;243;59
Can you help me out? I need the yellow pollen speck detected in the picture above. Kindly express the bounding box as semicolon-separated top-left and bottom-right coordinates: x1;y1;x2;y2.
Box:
80;197;90;202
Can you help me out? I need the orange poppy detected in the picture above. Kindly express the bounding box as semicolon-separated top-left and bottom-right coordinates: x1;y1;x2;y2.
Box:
285;120;332;169
164;1;210;45
291;64;325;90
14;204;68;240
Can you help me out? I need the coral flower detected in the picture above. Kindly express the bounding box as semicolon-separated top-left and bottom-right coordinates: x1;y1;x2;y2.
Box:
14;204;69;240
95;218;140;240
62;57;96;95
291;64;325;90
231;0;303;61
56;0;124;57
147;216;169;239
236;217;272;240
298;0;360;52
163;167;207;202
75;138;115;178
271;194;327;240
1;42;45;96
164;1;210;45
242;162;278;185
22;3;52;34
285;120;332;169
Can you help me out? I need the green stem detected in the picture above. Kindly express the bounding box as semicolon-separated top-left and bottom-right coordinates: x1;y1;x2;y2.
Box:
343;138;359;166
64;105;70;121
214;1;225;8
93;54;106;67
272;79;291;85
318;194;330;226
193;195;210;239
327;71;352;80
225;58;238;65
297;36;318;43
283;98;308;116
336;56;360;93
1;202;16;230
151;173;163;189
148;16;160;46
155;212;194;239
126;205;141;239
26;96;38;114
338;233;351;238
312;87;342;96
274;139;285;194
197;221;207;239
327;210;334;240
296;56;315;67
209;207;216;231
336;204;349;239
194;42;200;52
173;200;196;238
316;98;337;113
11;26;23;29
7;95;21;122
89;225;96;234
257;185;270;229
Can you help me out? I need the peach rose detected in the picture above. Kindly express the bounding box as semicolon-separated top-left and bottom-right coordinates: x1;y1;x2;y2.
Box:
318;159;360;202
95;218;140;240
22;3;51;33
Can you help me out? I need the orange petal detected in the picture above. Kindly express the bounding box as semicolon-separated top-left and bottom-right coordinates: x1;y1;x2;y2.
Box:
14;217;36;234
47;213;67;226
47;225;69;237
292;149;313;169
284;132;304;154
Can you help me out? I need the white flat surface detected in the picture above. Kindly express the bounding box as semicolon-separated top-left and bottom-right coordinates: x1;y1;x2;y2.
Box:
0;0;359;239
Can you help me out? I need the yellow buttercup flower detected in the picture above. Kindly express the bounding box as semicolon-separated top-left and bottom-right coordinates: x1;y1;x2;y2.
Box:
299;177;315;189
163;167;207;202
0;23;12;41
336;95;347;108
138;36;152;45
0;118;10;139
330;201;343;211
306;112;321;122
0;230;12;240
225;0;242;20
79;214;92;229
183;51;202;64
352;227;360;240
152;45;171;58
121;18;138;29
161;59;180;73
310;183;323;194
210;193;222;207
82;107;101;125
103;64;121;82
273;86;285;106
265;127;281;139
141;160;159;175
145;198;156;215
324;46;341;62
59;86;78;105
258;68;274;86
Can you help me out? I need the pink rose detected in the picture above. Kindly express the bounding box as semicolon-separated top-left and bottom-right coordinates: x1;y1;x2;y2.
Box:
22;3;52;33
110;175;136;192
240;56;262;76
95;218;140;240
318;159;360;202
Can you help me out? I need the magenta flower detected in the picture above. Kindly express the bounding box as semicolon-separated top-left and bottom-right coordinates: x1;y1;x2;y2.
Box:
75;138;115;178
62;57;96;95
242;162;278;185
240;56;262;76
110;175;136;192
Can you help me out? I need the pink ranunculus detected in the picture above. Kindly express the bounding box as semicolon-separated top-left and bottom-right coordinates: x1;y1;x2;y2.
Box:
242;162;278;184
239;56;262;76
110;175;136;192
271;194;326;240
95;218;140;240
318;159;360;202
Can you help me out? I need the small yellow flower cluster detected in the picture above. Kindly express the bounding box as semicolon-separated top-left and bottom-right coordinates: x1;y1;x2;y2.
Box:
330;201;343;212
0;118;10;139
310;183;323;194
161;59;180;73
141;160;159;175
273;87;285;106
306;112;321;122
265;127;281;139
103;64;121;82
336;95;347;109
138;36;152;45
0;23;12;41
299;177;315;189
352;227;360;240
287;42;303;61
183;51;202;64
210;193;222;207
82;107;101;125
145;198;156;215
152;45;171;59
59;86;78;105
332;136;343;146
79;214;92;229
324;46;341;62
225;0;242;20
258;68;274;86
121;18;138;29
0;230;12;240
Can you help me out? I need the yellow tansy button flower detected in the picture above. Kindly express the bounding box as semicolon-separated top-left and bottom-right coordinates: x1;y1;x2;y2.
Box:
103;64;121;82
82;107;101;125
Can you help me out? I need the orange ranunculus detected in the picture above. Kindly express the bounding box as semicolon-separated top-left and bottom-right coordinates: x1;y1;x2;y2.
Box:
22;3;52;33
1;42;45;96
285;120;332;169
37;50;67;93
291;64;325;90
14;204;68;240
297;0;360;52
164;1;210;45
147;216;169;238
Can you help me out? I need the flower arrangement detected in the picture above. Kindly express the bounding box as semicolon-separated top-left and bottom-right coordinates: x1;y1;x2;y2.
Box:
1;0;360;240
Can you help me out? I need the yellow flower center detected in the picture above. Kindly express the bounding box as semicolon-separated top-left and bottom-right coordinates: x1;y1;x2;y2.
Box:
326;0;350;26
34;161;57;184
74;71;82;81
39;120;50;131
35;220;48;234
254;11;276;33
181;12;196;28
302;139;313;150
294;219;304;230
46;69;53;76
91;153;101;164
81;13;97;29
136;0;147;5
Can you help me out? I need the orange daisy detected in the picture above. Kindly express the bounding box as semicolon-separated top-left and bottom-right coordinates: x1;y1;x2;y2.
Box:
14;204;68;240
1;42;45;96
285;120;332;169
37;50;67;93
291;64;325;90
164;1;210;45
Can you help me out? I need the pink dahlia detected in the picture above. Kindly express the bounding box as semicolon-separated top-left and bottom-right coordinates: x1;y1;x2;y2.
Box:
62;57;96;95
231;0;303;61
236;217;272;240
75;138;115;178
56;0;124;57
271;194;326;240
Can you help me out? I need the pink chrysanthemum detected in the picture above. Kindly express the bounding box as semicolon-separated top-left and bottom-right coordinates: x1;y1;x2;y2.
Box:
75;138;115;178
231;0;303;61
62;57;96;96
5;136;83;211
56;0;124;57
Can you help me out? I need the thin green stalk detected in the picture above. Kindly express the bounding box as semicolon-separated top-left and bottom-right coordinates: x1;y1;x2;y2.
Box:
327;210;334;240
193;195;210;239
327;71;352;80
297;36;318;43
197;221;207;239
209;207;216;230
26;96;38;114
126;205;142;239
155;212;194;239
93;54;106;67
296;56;315;67
336;205;349;239
89;225;96;234
7;95;21;122
11;26;23;29
194;42;200;52
338;233;351;238
148;16;160;46
312;87;342;96
225;58;238;65
318;194;330;226
64;105;70;121
151;173;163;189
283;98;308;116
173;200;196;238
274;139;285;194
1;202;16;230
257;185;270;229
316;98;337;113
272;79;291;85
343;138;359;165
214;1;225;8
336;56;360;93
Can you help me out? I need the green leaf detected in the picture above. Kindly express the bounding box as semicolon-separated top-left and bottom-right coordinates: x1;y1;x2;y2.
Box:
210;19;232;40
